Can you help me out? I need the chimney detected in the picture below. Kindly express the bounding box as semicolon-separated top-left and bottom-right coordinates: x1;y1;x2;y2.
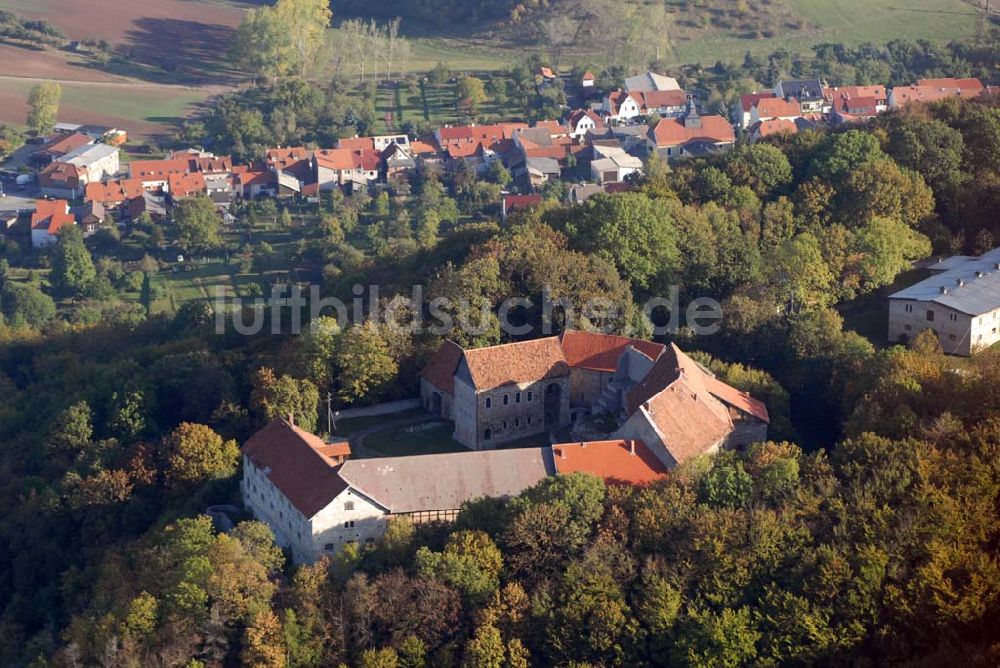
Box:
956;278;965;287
557;447;566;460
940;286;949;294
629;441;636;456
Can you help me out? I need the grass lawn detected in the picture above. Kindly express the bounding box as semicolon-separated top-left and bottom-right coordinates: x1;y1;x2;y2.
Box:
674;0;980;65
0;78;210;139
364;421;467;457
333;408;427;438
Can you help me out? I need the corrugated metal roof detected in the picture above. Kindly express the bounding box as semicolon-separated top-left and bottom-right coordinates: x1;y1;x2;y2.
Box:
338;448;554;514
890;248;1000;316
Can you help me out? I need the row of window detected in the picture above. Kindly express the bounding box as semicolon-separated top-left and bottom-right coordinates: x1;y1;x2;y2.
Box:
904;303;961;323
483;415;532;440
485;390;533;409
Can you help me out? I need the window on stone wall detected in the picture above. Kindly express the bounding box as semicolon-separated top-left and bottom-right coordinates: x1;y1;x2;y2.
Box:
485;428;492;440
325;543;335;551
503;394;509;405
515;392;521;403
905;304;913;312
345;501;354;511
927;310;935;322
502;420;508;429
950;313;958;322
485;397;492;408
527;391;533;402
515;418;520;427
527;416;532;425
344;520;355;528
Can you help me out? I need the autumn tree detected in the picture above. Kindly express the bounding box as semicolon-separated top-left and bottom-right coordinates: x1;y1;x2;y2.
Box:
332;322;398;404
165;422;240;485
173;195;222;253
251;367;321;432
26;81;61;135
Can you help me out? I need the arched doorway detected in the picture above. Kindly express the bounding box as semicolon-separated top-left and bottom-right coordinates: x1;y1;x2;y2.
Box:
544;382;562;428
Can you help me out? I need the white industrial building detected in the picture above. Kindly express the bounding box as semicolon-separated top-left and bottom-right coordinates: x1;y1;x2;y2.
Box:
888;247;1000;356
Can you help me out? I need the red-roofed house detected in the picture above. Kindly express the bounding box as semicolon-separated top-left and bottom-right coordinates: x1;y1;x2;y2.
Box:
501;193;543;221
567;109;607;139
735;91;777;128
38;162;87;198
130;159;192;189
647;110;736;159
603;91;644;123
749;96;803;125
168;172;207;199
749;118;799;141
552;440;667;485
916;77;984;92
889;80;985;108
314;148;381;189
31;199;75;247
85;179;145;207
582;70;595;88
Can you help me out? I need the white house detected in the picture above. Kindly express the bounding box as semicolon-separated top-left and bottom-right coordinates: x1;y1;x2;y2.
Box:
603;91;643;124
590;144;643;184
241;418;552;562
888;247;1000;356
30;200;75;248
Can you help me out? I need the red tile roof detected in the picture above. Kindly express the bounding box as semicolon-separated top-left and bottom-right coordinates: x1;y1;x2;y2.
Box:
916;77;984;92
649;115;735;148
626;343;767;424
463;337;568;389
337;136;377;151
582;71;595;81
559;330;665;372
639;89;688;109
568;109;606;131
892;85;983;105
740;91;776;113
754;97;802;118
532;120;566;136
40;132;91;158
168;172;207;198
266;147;312;168
702;375;769;423
823;85;886;102
642;380;733;466
85;179;146;204
502;194;543;213
242;418;349;518
316;440;352;459
421;339;464;394
39;161;85;187
552;440;667;485
752;118;798;138
31;199;74;235
130;159;191;180
410;139;438;155
315;148;381;172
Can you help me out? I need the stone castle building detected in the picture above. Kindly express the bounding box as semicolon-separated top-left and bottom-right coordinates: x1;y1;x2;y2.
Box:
421;331;769;465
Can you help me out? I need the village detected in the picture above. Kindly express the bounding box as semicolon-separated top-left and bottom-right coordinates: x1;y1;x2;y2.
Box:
3;72;993;248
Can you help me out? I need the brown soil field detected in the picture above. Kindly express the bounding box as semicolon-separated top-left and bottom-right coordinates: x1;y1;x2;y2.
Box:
0;0;247;85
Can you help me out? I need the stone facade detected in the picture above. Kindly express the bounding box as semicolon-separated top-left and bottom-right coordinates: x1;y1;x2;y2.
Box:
420;377;454;419
453;372;571;450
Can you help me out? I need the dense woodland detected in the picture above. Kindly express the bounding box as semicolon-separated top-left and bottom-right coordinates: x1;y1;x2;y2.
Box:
2;7;1000;665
